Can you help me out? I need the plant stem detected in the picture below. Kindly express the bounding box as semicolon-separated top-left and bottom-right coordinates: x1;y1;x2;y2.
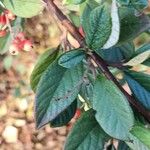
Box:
44;0;150;122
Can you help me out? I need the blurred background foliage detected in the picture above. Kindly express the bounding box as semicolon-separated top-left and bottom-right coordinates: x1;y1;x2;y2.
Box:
0;0;150;149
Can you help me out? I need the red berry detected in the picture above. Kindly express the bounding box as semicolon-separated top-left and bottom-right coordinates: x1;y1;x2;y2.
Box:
9;43;19;55
0;30;7;37
23;40;33;51
5;10;15;20
0;14;7;25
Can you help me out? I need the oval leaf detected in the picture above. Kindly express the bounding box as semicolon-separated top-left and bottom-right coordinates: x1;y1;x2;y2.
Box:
58;49;85;68
35;61;84;129
30;49;59;92
64;109;109;150
125;71;150;110
92;76;134;140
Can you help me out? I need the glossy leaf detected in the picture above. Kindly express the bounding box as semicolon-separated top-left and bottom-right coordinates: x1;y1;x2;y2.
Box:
2;0;44;18
92;76;134;140
58;49;85;68
30;49;59;92
35;62;84;129
50;100;77;127
64;109;109;150
125;71;150;110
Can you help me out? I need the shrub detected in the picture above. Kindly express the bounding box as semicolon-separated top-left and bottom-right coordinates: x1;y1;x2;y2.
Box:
0;0;150;149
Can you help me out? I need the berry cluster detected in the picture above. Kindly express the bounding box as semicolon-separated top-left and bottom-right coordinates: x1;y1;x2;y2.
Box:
0;10;33;55
9;32;33;55
0;10;15;37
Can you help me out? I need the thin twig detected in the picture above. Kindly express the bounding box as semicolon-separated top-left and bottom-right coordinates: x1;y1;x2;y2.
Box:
44;0;150;122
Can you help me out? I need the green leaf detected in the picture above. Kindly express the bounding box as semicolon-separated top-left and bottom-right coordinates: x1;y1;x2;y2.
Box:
124;43;150;66
64;109;109;150
64;0;86;5
50;100;77;127
35;62;84;129
58;49;85;68
130;0;148;10
126;125;150;150
118;141;130;150
81;0;98;34
85;4;111;49
118;0;148;10
68;12;80;27
97;42;135;63
131;125;150;149
124;51;150;66
30;49;59;92
118;7;150;44
85;0;120;49
143;59;150;67
125;71;150;110
2;0;44;18
92;76;134;140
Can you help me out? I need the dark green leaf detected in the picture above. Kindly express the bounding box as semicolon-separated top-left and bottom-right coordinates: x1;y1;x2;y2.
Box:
92;76;134;140
143;59;150;67
130;0;148;10
97;42;135;63
118;141;130;150
35;62;84;129
30;49;59;92
84;0;120;50
118;7;150;44
58;49;85;68
85;4;111;49
50;100;77;127
124;43;150;66
81;0;98;35
125;71;150;110
64;109;109;150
